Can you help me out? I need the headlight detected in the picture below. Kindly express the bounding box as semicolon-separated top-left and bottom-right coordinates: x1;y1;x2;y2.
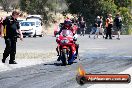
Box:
61;39;69;44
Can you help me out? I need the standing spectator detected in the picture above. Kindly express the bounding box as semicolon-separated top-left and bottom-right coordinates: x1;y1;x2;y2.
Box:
90;16;104;39
105;14;113;39
0;17;4;37
1;11;23;64
93;16;100;39
114;13;122;40
99;16;105;38
79;17;86;36
71;16;79;24
89;22;98;38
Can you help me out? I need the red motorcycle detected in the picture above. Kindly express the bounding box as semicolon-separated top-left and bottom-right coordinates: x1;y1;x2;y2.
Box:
56;30;77;65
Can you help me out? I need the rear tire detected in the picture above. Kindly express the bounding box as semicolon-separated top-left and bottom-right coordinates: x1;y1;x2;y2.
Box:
62;49;68;65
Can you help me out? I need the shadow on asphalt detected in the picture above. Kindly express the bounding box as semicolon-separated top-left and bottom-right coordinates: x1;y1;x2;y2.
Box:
43;62;78;66
43;63;63;66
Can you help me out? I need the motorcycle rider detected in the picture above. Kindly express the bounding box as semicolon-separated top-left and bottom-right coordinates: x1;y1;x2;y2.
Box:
56;19;79;61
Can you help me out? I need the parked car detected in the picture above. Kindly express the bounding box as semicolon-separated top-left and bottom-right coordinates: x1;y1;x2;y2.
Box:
20;20;43;37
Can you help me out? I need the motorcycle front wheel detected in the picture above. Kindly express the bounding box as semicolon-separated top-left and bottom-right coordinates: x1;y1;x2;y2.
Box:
62;49;68;65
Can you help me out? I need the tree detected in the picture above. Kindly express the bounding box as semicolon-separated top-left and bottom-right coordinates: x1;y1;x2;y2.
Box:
19;0;27;11
66;0;117;23
114;0;132;8
0;0;11;13
19;0;67;24
20;0;49;22
0;0;19;13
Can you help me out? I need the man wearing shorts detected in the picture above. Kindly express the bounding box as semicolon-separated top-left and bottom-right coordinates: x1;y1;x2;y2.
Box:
114;13;122;40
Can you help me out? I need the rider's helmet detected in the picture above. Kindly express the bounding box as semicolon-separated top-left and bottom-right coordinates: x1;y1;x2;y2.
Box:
64;19;72;29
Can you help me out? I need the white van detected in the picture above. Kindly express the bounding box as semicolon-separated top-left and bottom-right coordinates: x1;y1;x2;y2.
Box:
20;20;43;37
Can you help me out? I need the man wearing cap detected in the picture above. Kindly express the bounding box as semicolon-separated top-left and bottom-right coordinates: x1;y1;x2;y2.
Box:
0;11;23;64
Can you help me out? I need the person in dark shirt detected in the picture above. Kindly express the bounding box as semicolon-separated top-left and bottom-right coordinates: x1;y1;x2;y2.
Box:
89;23;98;37
71;16;79;24
93;16;100;39
79;17;86;36
0;11;23;64
114;13;122;40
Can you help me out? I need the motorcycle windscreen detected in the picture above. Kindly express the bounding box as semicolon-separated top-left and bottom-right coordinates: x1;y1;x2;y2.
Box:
61;30;73;37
